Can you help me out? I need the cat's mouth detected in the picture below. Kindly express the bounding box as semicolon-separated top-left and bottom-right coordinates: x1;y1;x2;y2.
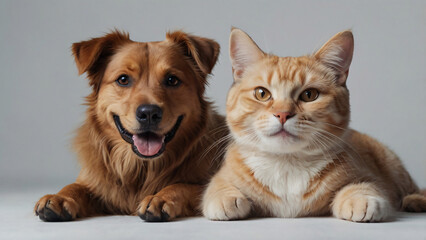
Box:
270;129;297;139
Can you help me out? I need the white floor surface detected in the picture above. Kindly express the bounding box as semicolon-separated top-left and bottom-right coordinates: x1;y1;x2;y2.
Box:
1;188;425;240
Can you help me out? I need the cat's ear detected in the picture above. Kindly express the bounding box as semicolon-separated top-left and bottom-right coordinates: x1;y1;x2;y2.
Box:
229;27;265;80
314;30;354;85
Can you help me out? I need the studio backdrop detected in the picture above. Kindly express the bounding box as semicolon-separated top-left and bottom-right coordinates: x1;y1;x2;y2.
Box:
0;0;425;190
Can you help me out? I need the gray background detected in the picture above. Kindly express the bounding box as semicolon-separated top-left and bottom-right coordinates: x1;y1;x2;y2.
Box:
0;0;425;191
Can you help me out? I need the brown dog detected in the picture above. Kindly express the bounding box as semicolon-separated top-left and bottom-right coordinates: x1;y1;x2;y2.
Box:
34;30;228;222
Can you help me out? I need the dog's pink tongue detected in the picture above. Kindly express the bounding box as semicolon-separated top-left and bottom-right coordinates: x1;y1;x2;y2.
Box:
132;134;164;157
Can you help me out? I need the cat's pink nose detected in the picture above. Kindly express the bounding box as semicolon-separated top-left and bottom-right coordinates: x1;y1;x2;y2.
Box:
273;112;295;125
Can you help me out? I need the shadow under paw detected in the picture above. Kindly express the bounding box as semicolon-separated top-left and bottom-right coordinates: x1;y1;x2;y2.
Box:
36;200;73;222
139;210;170;222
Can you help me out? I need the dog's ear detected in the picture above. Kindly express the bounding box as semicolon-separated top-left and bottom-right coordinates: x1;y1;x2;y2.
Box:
72;31;131;91
166;31;220;77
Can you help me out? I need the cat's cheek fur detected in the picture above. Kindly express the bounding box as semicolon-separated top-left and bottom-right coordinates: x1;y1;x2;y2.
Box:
256;115;282;137
332;182;394;222
209;28;424;223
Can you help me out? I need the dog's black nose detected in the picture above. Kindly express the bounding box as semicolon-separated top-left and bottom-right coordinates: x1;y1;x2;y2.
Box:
136;104;163;126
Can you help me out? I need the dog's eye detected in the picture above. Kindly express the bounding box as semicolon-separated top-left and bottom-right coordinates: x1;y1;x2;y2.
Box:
299;88;319;102
164;75;181;87
116;75;131;87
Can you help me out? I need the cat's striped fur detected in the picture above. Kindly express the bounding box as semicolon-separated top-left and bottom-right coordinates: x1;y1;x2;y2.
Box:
202;28;425;222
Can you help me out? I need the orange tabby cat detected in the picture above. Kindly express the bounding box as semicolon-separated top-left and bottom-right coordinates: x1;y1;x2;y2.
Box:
202;28;426;222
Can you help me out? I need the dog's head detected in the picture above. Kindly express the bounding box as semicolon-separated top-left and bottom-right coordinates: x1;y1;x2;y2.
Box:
72;30;219;159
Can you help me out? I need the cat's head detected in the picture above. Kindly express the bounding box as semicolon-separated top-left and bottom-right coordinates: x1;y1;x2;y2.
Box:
227;28;353;155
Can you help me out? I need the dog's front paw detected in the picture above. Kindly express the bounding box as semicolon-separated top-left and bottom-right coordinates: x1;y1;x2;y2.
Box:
137;195;177;222
332;184;392;222
34;194;78;222
203;195;251;221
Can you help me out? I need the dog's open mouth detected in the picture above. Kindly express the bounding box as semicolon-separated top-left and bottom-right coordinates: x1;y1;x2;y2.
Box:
113;115;184;159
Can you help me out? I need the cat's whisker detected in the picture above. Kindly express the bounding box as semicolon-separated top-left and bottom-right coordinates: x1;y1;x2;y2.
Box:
299;120;347;131
298;124;347;153
209;145;230;167
203;29;419;223
317;132;368;174
303;126;365;174
202;125;230;142
297;120;360;169
200;133;233;165
313;128;362;160
309;135;350;180
312;132;351;177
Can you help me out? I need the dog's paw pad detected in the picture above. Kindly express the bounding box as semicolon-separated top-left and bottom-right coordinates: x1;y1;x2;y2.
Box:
138;195;175;222
139;210;163;222
35;194;77;222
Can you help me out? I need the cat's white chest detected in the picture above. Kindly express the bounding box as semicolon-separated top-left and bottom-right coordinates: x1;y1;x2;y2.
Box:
244;153;329;217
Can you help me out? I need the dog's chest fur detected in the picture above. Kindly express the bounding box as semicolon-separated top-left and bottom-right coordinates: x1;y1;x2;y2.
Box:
244;153;331;217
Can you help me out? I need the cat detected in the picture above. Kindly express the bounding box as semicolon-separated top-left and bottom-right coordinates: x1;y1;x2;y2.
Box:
202;28;426;222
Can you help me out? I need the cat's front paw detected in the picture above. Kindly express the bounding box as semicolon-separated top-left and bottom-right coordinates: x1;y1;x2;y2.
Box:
203;195;251;221
332;184;393;222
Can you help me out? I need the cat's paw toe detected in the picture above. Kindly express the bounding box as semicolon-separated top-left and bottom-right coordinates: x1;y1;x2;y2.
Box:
333;194;391;222
203;196;251;221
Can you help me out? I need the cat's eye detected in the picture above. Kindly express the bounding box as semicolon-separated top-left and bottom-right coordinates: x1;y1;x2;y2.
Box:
254;87;271;102
300;88;319;102
116;74;131;87
164;74;181;87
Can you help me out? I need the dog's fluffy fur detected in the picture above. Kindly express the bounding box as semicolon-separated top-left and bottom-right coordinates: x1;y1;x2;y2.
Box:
34;30;228;222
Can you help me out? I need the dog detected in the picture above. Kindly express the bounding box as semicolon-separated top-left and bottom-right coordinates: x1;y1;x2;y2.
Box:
34;30;228;222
